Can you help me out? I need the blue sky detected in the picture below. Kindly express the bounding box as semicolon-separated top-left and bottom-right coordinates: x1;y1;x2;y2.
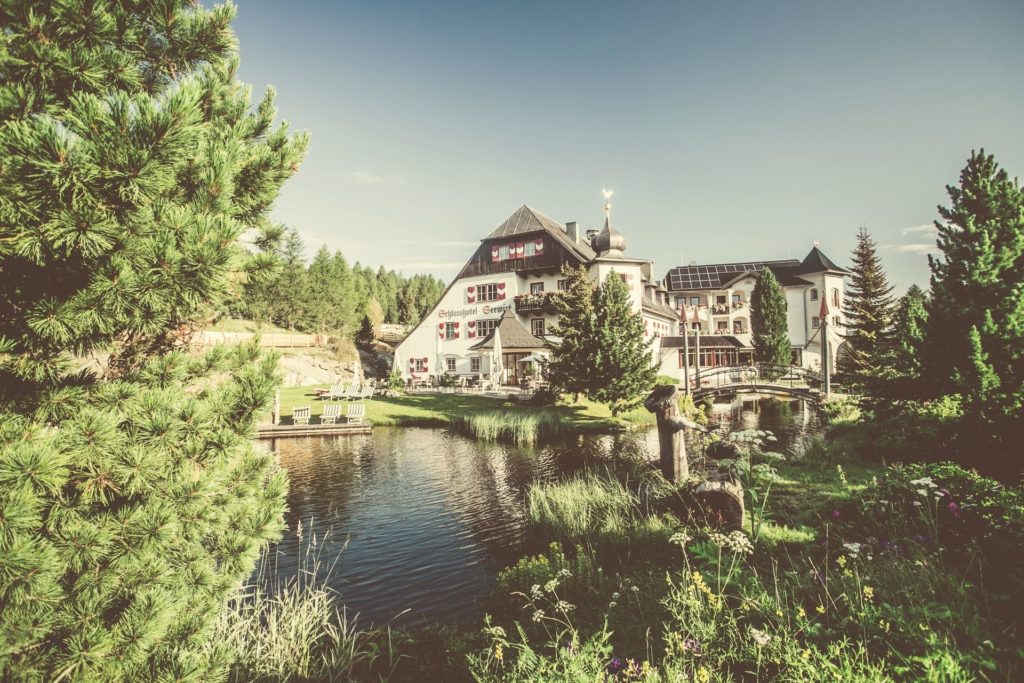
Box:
232;0;1024;294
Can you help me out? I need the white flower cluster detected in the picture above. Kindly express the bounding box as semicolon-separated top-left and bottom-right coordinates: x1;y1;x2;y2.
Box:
842;541;862;559
532;609;545;623
530;584;543;600
555;600;575;614
749;626;771;646
709;530;754;555
670;531;692;547
557;568;572;579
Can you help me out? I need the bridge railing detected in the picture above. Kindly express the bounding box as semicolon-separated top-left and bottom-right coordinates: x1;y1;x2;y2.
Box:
691;363;822;393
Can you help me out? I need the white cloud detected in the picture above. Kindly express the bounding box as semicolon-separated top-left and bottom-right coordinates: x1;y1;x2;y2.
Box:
345;170;408;186
886;242;935;255
900;224;938;236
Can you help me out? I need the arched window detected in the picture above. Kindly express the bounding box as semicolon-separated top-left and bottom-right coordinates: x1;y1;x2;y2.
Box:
832;288;840;307
810;288;819;301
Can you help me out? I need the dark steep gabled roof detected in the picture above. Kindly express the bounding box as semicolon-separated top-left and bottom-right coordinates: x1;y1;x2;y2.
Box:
468;309;549;351
642;297;680;320
797;246;851;275
487;205;597;263
659;335;749;349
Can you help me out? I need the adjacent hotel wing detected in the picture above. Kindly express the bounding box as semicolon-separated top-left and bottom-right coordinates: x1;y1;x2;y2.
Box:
394;204;850;387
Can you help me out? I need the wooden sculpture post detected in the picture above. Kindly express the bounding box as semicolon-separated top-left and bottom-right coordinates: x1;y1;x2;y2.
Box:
644;385;690;481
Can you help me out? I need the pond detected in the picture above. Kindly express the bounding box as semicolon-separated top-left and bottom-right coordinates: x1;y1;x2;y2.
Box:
262;396;820;628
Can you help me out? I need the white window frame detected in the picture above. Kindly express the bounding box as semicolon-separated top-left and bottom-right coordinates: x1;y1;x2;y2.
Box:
478;283;499;302
470;356;480;373
445;357;456;372
531;318;545;337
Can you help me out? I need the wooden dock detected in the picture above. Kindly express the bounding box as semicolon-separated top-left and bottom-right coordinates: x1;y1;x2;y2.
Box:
257;422;373;439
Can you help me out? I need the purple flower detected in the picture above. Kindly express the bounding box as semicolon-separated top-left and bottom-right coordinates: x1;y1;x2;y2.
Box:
682;637;702;654
607;657;625;674
948;500;961;518
831;509;842;521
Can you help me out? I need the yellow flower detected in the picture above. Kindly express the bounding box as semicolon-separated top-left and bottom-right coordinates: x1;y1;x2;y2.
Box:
797;607;806;620
802;648;812;661
836;555;847;568
816;604;825;615
697;666;711;683
494;644;504;662
775;609;783;618
862;585;874;602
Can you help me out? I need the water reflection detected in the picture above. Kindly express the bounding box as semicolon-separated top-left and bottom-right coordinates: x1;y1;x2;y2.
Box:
707;395;820;454
263;428;660;627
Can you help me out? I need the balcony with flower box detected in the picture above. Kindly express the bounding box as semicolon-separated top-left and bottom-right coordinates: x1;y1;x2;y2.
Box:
514;291;563;314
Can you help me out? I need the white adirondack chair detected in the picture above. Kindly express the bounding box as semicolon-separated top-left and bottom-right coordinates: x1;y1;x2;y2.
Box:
325;384;346;400
346;403;366;425
292;406;311;425
343;383;361;401
321;404;341;425
359;384;374;400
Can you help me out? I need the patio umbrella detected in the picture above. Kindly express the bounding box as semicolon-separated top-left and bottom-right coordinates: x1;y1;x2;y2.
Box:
491;327;503;385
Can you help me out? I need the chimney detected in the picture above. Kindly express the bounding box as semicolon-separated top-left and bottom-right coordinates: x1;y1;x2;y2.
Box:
586;228;599;248
565;220;580;243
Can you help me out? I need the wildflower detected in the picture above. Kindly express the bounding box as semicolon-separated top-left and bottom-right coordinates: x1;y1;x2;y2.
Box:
558;568;572;579
750;627;771;646
816;604;826;615
836;464;848;486
842;542;862;558
532;609;545;623
831;509;841;521
544;579;558;593
909;476;935;487
682;637;702;654
802;648;812;661
606;657;625;675
913;501;922;507
530;584;542;599
878;619;890;633
555;600;575;614
494;643;504;663
631;585;640;593
608;601;617;609
947;500;961;518
696;666;711;683
775;609;783;618
727;530;754;555
612;592;621;600
797;607;806;620
670;531;692;547
836;555;847;568
709;532;729;548
862;585;874;602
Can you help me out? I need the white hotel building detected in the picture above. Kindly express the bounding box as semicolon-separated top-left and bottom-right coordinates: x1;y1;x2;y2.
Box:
394;204;849;386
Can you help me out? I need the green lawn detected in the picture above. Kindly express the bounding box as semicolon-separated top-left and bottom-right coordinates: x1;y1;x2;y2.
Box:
273;386;655;431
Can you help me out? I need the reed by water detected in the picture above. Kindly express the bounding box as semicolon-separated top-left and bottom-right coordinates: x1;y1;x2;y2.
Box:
449;410;569;446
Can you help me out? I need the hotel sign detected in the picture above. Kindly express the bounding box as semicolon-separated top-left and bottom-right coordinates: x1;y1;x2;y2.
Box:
437;303;511;320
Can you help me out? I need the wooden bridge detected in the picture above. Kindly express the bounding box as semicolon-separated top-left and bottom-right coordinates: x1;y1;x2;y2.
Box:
689;363;824;403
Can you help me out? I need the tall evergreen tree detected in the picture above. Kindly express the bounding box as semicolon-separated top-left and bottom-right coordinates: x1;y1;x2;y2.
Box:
547;264;596;400
925;150;1024;469
839;227;896;392
889;285;928;383
0;2;303;678
751;268;792;369
587;271;657;416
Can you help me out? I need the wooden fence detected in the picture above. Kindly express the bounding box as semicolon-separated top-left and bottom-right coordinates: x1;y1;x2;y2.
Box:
192;331;325;349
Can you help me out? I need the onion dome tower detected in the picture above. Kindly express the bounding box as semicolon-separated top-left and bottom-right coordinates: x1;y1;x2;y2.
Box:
593;188;627;258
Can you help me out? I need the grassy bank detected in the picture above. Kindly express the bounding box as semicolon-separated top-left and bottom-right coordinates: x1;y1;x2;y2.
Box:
273;386;655;433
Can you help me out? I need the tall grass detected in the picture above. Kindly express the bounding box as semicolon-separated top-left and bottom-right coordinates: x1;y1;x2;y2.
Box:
527;473;636;539
214;522;402;682
450;411;569;446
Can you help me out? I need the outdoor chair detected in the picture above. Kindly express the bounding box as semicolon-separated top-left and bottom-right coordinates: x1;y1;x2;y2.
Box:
343;384;361;400
346;403;366;425
359;385;374;400
321;404;341;425
293;406;311;425
324;384;346;400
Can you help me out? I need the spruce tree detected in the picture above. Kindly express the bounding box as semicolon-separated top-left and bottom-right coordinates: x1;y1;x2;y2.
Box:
587;271;657;416
839;227;896;392
0;2;304;679
355;314;377;352
547;264;596;400
889;285;928;383
925;150;1024;469
751;268;792;371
